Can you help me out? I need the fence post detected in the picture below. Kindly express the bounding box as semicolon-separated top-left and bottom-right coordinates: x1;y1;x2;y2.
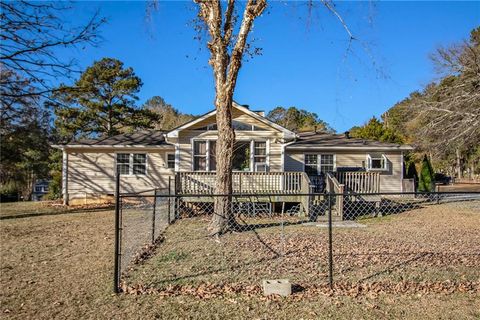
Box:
168;177;171;224
152;188;157;244
328;192;334;290
113;171;121;293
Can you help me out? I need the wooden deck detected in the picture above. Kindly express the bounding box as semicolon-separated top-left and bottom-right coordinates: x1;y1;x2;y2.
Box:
175;171;312;195
175;171;383;219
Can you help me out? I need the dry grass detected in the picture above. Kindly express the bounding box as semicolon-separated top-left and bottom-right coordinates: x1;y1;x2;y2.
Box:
0;201;113;219
437;183;480;192
126;202;480;289
1;202;479;319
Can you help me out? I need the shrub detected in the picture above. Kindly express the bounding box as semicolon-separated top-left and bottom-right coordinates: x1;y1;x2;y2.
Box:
418;155;435;192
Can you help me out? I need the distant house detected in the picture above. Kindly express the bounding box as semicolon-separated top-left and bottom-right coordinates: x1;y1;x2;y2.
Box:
32;179;50;201
53;102;413;206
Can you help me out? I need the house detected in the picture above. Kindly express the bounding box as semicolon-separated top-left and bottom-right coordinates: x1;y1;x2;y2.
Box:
53;102;413;208
32;179;50;201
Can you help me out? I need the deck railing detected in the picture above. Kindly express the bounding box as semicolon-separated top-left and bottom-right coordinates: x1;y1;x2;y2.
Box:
326;173;344;217
176;171;310;195
335;171;380;194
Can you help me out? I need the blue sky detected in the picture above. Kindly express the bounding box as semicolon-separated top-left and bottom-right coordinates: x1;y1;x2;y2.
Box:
59;1;479;132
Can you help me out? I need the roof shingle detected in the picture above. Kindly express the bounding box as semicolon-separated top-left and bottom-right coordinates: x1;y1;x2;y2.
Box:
66;130;167;146
287;132;412;150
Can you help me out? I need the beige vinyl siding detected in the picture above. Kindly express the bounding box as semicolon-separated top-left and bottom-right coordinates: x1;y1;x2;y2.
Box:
177;130;284;172
175;109;285;172
67;148;174;203
188;108;273;131
268;140;282;171
285;150;404;192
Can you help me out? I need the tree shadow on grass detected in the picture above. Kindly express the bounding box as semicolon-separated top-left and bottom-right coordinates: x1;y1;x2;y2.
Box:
0;206;114;220
144;253;285;287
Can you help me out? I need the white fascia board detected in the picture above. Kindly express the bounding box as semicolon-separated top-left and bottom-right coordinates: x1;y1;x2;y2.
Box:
286;145;414;151
59;144;175;150
166;110;217;138
233;102;296;137
165;103;297;139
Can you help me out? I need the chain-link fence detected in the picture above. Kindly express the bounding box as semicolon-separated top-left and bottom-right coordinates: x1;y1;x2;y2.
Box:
114;189;480;295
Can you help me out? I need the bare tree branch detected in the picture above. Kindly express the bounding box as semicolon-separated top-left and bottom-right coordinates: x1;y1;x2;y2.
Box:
0;1;105;100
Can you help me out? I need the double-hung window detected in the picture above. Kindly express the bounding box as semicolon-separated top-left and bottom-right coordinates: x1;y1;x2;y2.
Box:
320;154;334;173
304;154;335;175
117;153;147;175
209;141;216;171
166;153;175;169
253;141;267;171
193;140;268;172
304;154;318;175
193;141;207;171
117;153;131;175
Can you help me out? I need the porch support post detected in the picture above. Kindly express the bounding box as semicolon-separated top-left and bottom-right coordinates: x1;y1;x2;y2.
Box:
174;144;180;172
250;140;254;171
400;151;404;193
62;149;69;206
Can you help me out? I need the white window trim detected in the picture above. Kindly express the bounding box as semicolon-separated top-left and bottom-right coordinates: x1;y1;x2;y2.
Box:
249;140;254;172
191;138;270;172
366;153;388;171
174;144;180;172
400;151;404;192
303;153;336;175
319;154;335;174
192;139;209;172
115;152;148;176
252;139;269;172
166;152;175;170
303;154;319;175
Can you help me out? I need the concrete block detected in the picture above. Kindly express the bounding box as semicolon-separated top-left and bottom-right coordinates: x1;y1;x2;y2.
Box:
262;279;292;296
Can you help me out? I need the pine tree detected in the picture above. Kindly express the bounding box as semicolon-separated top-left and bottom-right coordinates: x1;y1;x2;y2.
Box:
349;117;404;144
51;58;159;140
418;155;435;192
267;106;334;133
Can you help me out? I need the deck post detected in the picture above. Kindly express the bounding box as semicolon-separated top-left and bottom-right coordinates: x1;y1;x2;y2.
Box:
113;172;121;293
62;149;69;206
168;177;171;224
328;192;334;290
152;188;157;243
337;185;344;219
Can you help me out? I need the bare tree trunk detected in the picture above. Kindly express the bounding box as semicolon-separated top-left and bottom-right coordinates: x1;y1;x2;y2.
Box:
210;94;235;235
196;0;266;236
194;0;351;235
456;148;463;179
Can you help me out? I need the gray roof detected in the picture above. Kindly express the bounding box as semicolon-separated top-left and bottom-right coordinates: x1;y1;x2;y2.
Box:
287;132;413;150
65;130;168;147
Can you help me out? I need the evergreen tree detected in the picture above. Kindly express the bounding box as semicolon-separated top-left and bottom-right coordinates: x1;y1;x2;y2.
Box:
349;117;404;144
267;106;334;133
0;88;51;200
143;96;195;130
51;58;159;140
418;155;435;192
